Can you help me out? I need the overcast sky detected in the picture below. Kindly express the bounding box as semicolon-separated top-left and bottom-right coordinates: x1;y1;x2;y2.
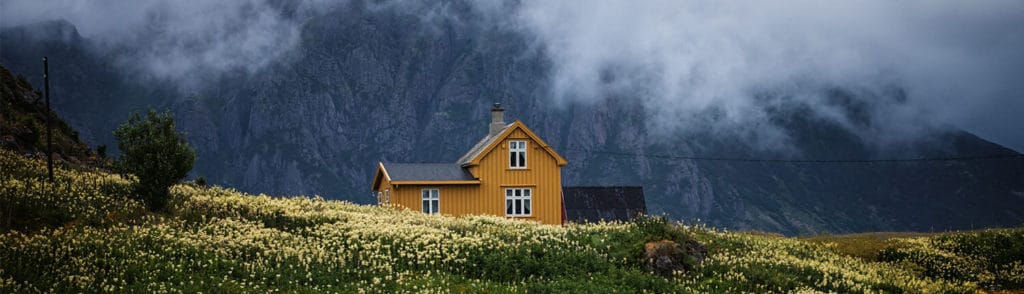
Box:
2;0;1022;152
512;0;1024;152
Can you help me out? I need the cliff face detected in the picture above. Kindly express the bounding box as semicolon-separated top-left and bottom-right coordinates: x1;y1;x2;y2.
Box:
2;4;1022;235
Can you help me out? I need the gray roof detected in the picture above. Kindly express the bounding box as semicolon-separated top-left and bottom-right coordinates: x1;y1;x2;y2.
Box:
456;123;514;166
382;163;476;181
563;187;647;223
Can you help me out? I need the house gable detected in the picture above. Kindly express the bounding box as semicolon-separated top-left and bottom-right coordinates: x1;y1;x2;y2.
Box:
458;120;567;168
371;162;390;191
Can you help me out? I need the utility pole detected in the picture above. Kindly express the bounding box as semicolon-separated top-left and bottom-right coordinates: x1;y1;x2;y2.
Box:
44;57;53;181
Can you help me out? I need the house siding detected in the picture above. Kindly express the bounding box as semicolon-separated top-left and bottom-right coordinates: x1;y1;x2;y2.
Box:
385;184;478;215
472;128;563;224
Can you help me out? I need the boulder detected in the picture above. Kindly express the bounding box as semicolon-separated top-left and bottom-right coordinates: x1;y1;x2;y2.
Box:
643;239;707;278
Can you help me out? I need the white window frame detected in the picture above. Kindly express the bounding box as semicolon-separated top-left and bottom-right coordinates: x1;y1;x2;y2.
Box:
422;188;440;215
505;187;532;217
509;140;527;169
376;191;382;205
385;189;390;204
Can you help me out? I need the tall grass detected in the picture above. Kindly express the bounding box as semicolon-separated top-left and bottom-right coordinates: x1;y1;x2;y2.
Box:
0;149;1019;292
0;149;143;232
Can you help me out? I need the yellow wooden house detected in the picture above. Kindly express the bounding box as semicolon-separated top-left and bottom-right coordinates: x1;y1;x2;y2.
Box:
371;104;567;224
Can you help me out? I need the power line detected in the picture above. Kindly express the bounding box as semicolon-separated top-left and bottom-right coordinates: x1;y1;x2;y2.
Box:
559;147;1024;164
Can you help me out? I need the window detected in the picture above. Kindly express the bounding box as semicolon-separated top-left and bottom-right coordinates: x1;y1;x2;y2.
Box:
509;140;527;168
376;191;382;205
505;188;532;216
422;189;439;214
385;189;390;204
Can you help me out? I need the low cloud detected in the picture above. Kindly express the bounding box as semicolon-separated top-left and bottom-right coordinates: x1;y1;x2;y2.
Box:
512;0;1024;150
1;0;314;89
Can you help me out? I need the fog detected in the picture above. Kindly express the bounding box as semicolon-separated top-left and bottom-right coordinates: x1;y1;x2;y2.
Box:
513;0;1024;151
0;0;314;88
2;0;1022;151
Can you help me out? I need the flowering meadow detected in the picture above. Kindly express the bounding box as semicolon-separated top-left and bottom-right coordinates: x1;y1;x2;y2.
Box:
1;148;1021;293
0;149;144;231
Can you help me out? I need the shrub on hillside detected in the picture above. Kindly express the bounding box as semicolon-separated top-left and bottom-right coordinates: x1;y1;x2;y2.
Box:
563;214;705;278
113;109;195;211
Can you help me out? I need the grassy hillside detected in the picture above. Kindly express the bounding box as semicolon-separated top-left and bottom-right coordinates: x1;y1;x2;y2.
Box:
1;149;1022;293
0;64;106;167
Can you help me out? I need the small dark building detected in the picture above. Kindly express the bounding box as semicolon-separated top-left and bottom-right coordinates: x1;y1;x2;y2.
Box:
562;186;647;223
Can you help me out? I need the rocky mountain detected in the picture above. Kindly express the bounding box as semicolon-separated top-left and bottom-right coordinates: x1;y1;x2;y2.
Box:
2;2;1022;235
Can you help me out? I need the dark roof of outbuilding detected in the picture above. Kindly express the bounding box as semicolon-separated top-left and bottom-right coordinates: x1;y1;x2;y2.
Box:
381;163;476;181
562;186;647;223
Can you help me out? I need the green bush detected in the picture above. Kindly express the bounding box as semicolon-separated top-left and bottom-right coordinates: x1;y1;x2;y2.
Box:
565;214;700;271
113;109;195;211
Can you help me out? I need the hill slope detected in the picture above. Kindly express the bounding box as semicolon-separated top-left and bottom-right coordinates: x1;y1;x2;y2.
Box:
2;148;1022;292
2;5;1024;235
0;64;100;165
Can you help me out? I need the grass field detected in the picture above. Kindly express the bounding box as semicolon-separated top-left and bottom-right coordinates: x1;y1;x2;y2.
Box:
2;148;1022;293
802;232;937;260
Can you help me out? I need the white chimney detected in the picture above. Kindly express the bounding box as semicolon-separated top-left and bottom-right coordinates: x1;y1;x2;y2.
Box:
489;103;505;136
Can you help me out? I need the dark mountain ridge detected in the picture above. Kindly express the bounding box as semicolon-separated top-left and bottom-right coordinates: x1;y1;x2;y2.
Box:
2;5;1022;235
